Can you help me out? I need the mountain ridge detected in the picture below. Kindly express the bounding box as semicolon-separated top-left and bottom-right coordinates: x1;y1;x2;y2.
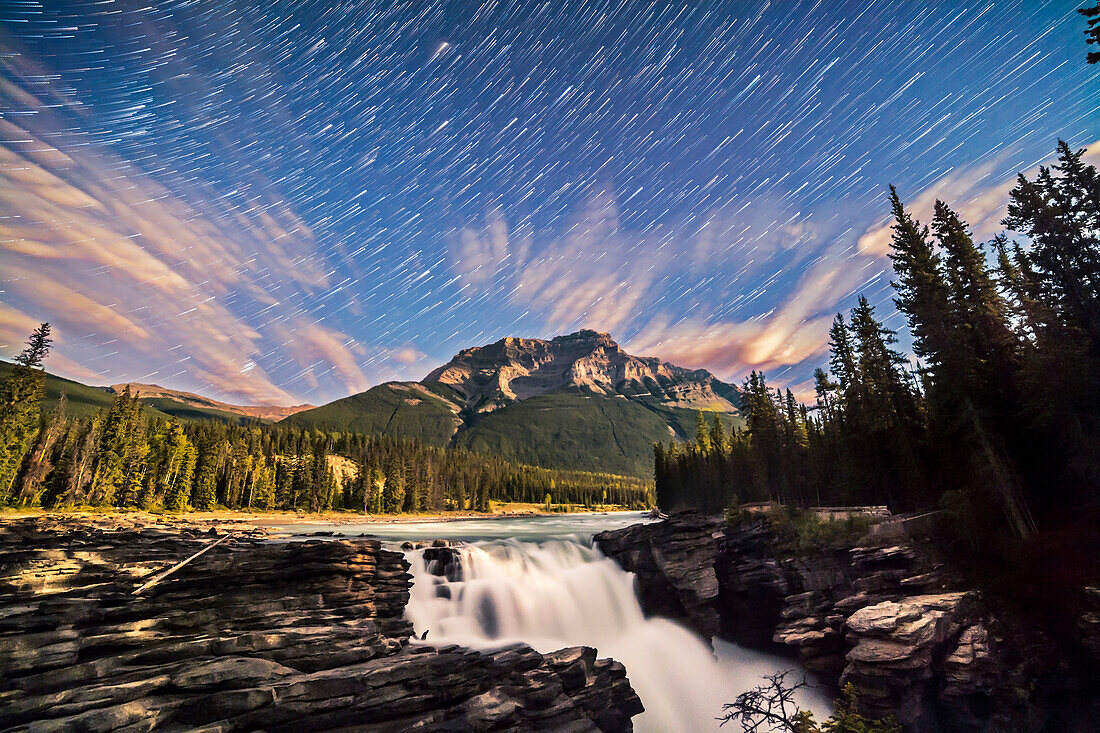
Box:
110;383;314;422
287;330;741;477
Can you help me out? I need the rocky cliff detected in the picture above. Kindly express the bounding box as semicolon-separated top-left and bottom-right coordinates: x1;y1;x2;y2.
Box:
424;329;740;414
595;512;1099;732
0;516;643;732
590;513;725;640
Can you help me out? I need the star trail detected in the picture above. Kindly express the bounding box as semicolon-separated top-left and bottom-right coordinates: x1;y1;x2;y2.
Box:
0;0;1096;404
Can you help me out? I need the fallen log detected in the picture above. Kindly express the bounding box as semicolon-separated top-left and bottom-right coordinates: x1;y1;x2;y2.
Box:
133;532;235;595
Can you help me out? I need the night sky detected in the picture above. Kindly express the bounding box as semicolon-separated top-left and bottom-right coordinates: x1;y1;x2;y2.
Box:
1;0;1096;405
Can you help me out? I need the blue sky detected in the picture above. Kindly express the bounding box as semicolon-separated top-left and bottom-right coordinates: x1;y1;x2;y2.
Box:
1;0;1096;404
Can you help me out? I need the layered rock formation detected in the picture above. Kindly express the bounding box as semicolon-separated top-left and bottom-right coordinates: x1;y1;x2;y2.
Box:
595;512;1099;732
0;516;643;732
425;330;740;414
592;513;725;639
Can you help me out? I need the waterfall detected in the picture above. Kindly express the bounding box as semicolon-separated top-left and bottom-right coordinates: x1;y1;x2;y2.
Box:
406;537;828;732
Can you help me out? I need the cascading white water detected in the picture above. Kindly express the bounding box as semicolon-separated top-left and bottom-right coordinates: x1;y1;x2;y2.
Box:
406;537;829;732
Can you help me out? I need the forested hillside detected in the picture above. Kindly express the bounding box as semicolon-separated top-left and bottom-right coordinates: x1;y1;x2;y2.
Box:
453;391;732;477
0;362;280;426
283;382;464;445
0;361;166;420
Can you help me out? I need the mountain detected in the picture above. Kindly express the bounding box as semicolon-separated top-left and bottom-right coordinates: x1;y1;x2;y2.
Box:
111;383;314;423
287;330;742;477
425;330;740;413
0;362;310;426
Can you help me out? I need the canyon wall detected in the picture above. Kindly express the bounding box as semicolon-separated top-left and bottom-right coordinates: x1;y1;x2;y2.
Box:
596;512;1100;732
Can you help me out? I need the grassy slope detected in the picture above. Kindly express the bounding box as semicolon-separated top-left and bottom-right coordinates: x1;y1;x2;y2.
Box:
452;392;677;478
636;399;744;440
138;397;263;426
283;382;462;445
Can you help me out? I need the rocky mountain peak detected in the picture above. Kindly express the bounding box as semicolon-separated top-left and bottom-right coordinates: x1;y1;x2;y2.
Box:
424;330;739;414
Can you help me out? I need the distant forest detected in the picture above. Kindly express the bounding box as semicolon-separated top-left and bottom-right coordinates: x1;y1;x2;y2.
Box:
658;141;1099;567
0;355;651;513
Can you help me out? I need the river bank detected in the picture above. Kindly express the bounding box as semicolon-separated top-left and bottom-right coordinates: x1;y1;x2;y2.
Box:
0;503;630;529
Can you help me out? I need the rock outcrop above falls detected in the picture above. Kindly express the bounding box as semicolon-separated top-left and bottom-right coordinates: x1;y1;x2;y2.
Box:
0;515;643;732
595;512;1099;732
593;512;724;639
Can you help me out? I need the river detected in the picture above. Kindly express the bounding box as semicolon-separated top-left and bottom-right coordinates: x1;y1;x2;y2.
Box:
279;512;830;731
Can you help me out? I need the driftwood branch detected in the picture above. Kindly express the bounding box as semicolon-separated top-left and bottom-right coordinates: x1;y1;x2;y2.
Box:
133;532;235;595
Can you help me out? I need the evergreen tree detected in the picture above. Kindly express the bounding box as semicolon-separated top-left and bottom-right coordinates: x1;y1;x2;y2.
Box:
383;460;405;513
934;200;1019;396
164;439;197;511
741;371;786;502
369;466;385;514
191;438;221;511
695;411;712;453
1080;2;1100;64
116;415;149;508
1005;142;1100;346
307;445;330;512
0;323;51;501
13;395;67;506
828;314;859;404
887;188;955;369
710;413;727;455
813;367;838;422
849;296;924;508
89;389;138;505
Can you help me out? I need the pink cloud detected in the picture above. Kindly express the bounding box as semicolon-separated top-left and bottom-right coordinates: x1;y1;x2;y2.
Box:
858;141;1100;256
0;78;353;405
390;346;426;366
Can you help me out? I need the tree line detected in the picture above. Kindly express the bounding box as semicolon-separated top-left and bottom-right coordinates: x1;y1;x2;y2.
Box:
0;342;651;513
657;141;1099;560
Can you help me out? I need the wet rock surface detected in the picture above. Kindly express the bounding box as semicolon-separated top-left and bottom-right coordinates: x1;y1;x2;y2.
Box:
593;512;724;639
596;512;1099;732
0;515;643;732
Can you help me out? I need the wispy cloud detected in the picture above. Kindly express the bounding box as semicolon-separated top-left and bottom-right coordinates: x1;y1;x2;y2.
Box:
0;69;367;405
653;141;1100;384
449;188;850;381
451;192;656;334
267;320;371;395
625;254;857;381
389;346;426;366
450;141;1100;387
